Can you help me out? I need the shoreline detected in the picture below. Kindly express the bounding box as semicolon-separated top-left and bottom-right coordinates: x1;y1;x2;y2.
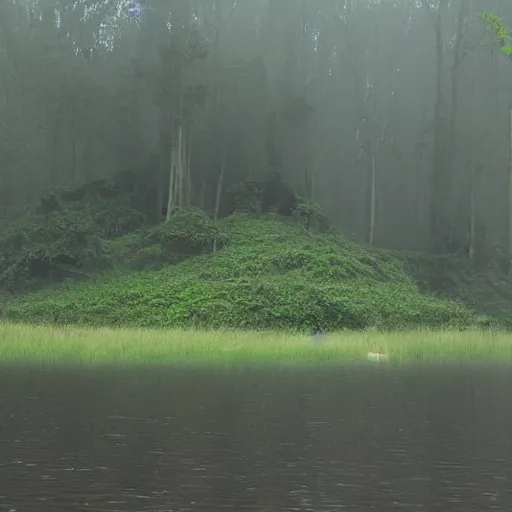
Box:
0;323;511;366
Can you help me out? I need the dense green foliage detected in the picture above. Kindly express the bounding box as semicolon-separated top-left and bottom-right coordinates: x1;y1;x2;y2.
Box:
145;208;224;256
480;12;512;55
0;180;144;290
225;177;328;232
403;251;512;326
4;213;486;330
292;198;330;233
2;174;507;331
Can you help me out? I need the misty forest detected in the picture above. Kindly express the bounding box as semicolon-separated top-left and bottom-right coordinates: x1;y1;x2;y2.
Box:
2;0;512;329
6;4;512;510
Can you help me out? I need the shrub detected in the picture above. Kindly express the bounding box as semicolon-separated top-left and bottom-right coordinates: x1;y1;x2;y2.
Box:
292;198;329;232
145;208;225;256
0;180;146;289
225;181;263;214
224;174;298;216
0;210;105;289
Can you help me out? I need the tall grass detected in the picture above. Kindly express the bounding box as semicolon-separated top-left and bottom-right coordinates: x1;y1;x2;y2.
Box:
0;323;511;366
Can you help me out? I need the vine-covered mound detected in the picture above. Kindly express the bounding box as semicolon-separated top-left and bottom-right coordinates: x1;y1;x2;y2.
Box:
4;214;483;330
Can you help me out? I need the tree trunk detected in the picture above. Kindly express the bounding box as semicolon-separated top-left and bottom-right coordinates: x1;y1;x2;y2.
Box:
468;160;476;269
71;135;76;183
166;120;191;221
158;114;170;222
213;155;226;255
508;107;512;271
165;145;176;222
449;0;467;151
430;6;445;248
177;124;184;208
186;125;192;206
70;102;76;183
369;138;377;246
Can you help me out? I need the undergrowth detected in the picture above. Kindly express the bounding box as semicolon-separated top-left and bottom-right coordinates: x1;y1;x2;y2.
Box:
4;214;488;331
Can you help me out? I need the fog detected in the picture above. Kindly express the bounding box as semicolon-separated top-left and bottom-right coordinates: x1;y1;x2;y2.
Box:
1;0;511;256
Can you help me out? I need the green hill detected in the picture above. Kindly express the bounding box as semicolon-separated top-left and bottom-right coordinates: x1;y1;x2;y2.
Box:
3;213;485;331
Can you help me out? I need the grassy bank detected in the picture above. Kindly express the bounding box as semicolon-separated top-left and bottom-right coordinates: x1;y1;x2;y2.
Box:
1;323;511;366
3;214;487;331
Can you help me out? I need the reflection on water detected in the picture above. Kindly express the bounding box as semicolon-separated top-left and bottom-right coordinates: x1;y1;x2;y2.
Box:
1;364;512;511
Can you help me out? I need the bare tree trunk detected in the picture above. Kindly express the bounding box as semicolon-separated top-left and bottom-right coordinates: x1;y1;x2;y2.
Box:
50;128;57;187
186;125;193;206
166;120;191;221
421;0;450;250
199;181;206;210
178;125;185;208
70;103;76;183
158;113;169;222
369;138;377;246
165;146;176;222
159;156;165;221
176;125;182;209
449;0;467;151
431;6;445;246
213;155;226;255
303;166;310;199
508;107;512;270
71;135;76;183
468;160;476;269
311;147;316;202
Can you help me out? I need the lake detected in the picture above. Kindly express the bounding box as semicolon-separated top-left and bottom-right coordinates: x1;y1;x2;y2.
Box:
1;364;512;511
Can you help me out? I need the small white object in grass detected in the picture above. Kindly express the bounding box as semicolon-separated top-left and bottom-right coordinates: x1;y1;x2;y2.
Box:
367;351;388;361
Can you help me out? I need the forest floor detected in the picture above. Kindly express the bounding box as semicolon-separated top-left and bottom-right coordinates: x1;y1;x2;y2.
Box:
1;323;511;366
2;213;493;331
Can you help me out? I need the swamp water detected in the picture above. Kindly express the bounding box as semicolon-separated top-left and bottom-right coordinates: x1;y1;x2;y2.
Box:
1;364;512;511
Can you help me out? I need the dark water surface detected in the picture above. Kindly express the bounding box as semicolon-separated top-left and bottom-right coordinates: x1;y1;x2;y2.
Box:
1;364;512;511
